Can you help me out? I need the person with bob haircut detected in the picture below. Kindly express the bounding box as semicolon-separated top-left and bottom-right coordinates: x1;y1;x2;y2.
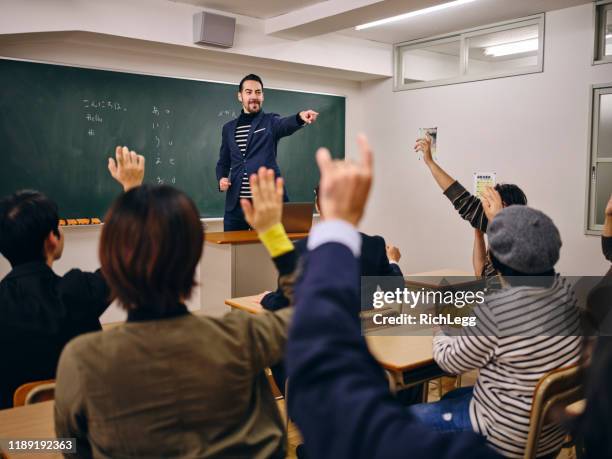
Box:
54;169;295;459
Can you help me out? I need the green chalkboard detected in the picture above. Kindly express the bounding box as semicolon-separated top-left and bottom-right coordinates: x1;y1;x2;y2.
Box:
0;58;345;218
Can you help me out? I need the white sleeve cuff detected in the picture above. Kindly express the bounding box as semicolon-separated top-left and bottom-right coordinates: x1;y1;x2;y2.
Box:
307;220;361;258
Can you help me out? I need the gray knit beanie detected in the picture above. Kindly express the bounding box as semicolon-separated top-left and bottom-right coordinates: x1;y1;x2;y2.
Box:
487;206;562;274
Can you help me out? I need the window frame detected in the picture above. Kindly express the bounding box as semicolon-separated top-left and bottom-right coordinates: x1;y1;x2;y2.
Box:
393;14;545;91
585;83;612;235
593;0;612;65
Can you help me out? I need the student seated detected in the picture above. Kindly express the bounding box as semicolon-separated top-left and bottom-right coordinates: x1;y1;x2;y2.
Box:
54;169;294;459
260;186;404;311
285;136;499;459
575;193;612;458
414;135;527;278
407;206;583;458
0;146;143;409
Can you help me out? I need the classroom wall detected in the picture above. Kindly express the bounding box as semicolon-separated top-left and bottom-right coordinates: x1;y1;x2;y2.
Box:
358;3;612;277
0;20;366;322
2;1;610;321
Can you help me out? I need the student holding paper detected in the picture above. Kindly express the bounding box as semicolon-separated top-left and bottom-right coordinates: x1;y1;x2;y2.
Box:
414;134;527;277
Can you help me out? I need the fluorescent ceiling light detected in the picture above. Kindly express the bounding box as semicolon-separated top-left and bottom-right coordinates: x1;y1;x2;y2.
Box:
607;33;612;39
484;38;538;57
355;0;477;31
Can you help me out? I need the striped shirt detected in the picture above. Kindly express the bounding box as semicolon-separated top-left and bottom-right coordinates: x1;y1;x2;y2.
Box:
444;181;497;279
433;276;583;458
235;118;252;199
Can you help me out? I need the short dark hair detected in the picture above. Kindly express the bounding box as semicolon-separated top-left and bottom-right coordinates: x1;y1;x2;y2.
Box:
495;183;527;207
489;252;554;287
99;185;203;313
238;74;264;92
0;190;59;266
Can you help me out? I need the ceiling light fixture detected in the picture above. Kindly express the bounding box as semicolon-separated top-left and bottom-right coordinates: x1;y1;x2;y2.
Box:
355;0;477;31
484;38;539;57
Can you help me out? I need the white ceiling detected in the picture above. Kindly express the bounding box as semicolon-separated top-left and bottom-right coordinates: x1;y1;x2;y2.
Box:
167;0;327;19
170;0;592;43
340;0;591;44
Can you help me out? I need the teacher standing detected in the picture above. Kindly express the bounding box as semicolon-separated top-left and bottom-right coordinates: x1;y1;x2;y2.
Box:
216;74;319;231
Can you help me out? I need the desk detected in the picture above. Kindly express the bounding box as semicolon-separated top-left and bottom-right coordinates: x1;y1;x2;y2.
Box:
225;295;447;391
0;401;60;459
404;268;477;289
200;230;307;317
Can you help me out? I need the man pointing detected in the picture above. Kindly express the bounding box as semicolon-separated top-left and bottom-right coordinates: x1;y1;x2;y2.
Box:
216;74;318;231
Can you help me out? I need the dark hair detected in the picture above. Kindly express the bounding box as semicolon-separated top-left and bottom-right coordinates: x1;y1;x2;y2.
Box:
489;252;555;287
99;185;203;313
0;190;59;266
238;74;264;92
495;183;527;207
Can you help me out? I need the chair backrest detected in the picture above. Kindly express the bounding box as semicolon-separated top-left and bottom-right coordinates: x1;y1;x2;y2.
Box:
524;364;582;459
13;379;56;407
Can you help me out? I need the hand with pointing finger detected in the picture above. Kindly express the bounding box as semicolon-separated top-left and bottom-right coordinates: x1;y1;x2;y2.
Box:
108;146;145;192
299;110;319;125
316;134;373;226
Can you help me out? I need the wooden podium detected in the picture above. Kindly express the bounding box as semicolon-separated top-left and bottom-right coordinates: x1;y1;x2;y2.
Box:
200;230;308;316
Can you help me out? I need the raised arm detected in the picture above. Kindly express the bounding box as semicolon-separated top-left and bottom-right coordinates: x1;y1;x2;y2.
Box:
287;136;498;459
272;110;318;139
414;136;490;231
415;134;455;191
240;166;298;370
473;229;487;276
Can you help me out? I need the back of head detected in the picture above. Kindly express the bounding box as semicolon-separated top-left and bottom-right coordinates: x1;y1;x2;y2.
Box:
0;190;59;267
99;185;203;314
495;183;527;206
488;206;561;283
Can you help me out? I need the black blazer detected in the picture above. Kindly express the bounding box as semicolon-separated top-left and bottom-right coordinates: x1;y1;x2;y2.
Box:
0;262;111;408
261;232;404;311
215;111;303;211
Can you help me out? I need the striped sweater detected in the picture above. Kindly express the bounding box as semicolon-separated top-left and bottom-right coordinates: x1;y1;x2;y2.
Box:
433;276;583;458
235;112;255;199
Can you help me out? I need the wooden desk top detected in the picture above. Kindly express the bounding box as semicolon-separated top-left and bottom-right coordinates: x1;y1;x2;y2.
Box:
0;401;60;459
205;230;308;245
404;268;478;289
225;296;435;373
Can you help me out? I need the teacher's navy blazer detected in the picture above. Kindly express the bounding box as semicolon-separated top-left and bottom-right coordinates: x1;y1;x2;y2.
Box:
215;110;303;211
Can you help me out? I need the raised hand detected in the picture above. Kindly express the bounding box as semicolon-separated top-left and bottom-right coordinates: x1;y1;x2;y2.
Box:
414;134;433;164
108;146;145;192
386;245;401;263
240;167;284;233
480;186;504;222
316;134;373;226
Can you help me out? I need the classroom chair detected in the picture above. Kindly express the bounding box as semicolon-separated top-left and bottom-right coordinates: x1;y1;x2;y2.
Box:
524;364;582;459
13;379;56;407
